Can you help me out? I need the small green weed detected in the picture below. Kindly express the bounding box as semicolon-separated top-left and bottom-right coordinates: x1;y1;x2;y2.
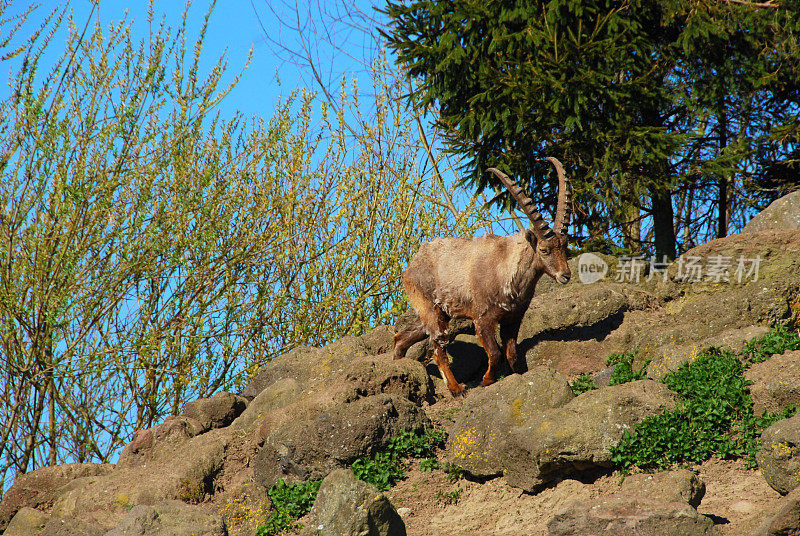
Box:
442;462;464;483
420;457;440;472
570;374;598;395
435;487;462;505
741;324;800;364
351;428;447;491
256;479;321;536
351;451;406;491
606;352;649;385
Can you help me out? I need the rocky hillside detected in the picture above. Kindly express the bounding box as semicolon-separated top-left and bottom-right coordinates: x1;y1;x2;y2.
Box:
2;192;800;536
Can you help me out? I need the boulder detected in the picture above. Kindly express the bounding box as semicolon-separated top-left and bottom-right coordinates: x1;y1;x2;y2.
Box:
758;412;800;495
449;377;677;491
517;281;660;376
0;463;113;531
241;336;369;400
302;469;405;536
505;380;677;491
742;190;800;233
547;470;715;536
117;415;206;468
5;508;105;536
751;485;800;536
747;349;800;416
341;355;435;406
183;391;247;432
254;394;429;488
50;428;232;529
448;367;574;478
3;507;49;536
361;325;396;355
105;500;227;536
232;377;304;431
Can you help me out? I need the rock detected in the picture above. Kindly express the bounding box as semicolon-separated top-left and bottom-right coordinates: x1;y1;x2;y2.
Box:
548;500;716;536
6;508;105;536
105;500;227;536
648;325;771;380
758;412;800;495
0;463;113;531
743;190;800;233
361;325;396;355
183;391;247;432
747;349;800;416
448;367;574;478
41;516;104;536
303;469;406;536
536;252;620;294
232;377;304;431
216;484;271;536
506;380;677;491
752;486;800;536
517;281;659;375
241;336;369;400
342;355;435;406
51;428;232;529
4;507;49;536
616;470;707;508
117;416;206;468
450;379;676;491
254;394;429;487
547;470;715;536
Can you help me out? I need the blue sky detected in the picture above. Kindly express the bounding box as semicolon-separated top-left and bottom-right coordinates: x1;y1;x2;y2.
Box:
17;0;381;123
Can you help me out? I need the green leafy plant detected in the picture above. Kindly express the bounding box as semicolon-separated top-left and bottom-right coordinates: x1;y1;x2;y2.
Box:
256;479;321;536
570;374;598;395
606;352;649;386
435;487;462;505
351;451;407;492
741;325;800;364
442;462;464;483
419;457;441;472
351;428;446;491
611;329;799;471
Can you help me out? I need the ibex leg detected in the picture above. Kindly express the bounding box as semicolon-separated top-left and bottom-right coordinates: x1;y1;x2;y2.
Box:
500;316;523;372
393;315;428;360
476;318;503;387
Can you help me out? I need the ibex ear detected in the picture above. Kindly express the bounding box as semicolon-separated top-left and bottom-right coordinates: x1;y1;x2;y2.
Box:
524;228;537;246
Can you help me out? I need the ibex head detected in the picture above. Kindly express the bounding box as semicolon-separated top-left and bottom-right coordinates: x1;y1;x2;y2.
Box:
487;157;572;284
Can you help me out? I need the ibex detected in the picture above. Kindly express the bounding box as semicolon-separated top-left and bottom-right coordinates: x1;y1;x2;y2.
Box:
393;157;572;396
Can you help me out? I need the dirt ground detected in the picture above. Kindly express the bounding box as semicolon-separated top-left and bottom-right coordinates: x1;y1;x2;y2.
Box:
381;393;785;536
384;456;782;536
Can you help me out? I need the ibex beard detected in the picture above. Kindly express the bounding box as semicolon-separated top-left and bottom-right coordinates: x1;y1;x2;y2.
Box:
393;158;572;396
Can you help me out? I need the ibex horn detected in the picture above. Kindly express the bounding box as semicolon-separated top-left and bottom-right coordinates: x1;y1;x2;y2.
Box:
540;157;572;236
487;167;555;240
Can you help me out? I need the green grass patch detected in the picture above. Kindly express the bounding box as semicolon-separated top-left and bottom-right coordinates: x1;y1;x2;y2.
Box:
256;479;322;536
611;325;800;472
351;428;446;491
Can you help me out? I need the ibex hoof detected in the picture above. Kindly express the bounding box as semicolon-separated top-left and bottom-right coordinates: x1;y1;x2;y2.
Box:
450;384;467;397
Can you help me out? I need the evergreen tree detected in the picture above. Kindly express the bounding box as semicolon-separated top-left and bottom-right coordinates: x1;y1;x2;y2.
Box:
382;0;800;258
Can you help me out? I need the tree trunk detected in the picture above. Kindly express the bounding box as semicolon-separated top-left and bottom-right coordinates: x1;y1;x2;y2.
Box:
717;103;729;239
650;186;676;260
